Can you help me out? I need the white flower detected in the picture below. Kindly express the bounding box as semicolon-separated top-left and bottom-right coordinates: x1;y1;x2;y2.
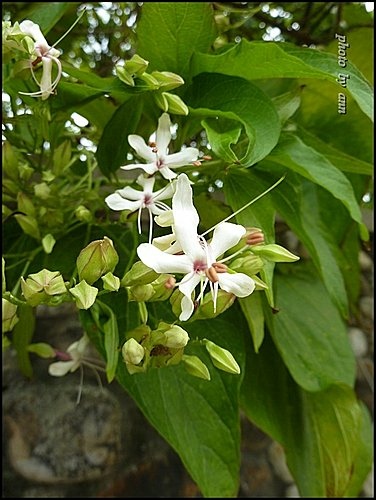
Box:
105;174;175;242
18;20;62;100
121;113;199;180
137;174;255;321
48;334;90;377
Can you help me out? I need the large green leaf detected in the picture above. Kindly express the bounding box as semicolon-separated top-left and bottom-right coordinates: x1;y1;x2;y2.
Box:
136;2;217;80
18;2;73;34
191;39;373;121
240;333;372;497
269;264;355;391
268;133;364;229
82;305;247;497
187;73;281;166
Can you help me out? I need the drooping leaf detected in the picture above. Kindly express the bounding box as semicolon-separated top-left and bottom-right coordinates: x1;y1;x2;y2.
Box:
187;73;281;166
240;332;372;498
269;264;355;391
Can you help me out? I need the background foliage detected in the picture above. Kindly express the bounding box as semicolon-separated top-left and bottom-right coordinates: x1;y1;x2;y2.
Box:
2;2;373;497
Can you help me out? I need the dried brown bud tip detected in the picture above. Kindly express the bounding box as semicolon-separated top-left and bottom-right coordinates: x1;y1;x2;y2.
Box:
212;262;228;273
202;155;212;161
192;161;202;167
164;276;177;289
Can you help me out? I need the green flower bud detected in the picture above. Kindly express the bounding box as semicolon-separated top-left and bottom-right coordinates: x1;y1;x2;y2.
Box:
2;298;19;333
136;72;160;90
21;269;67;306
204;339;240;375
150;71;184;91
250;244;300;263
193;290;236;320
69;280;98;310
163;92;189;115
230;254;264;276
148;274;175;302
75;205;92;223
115;65;135;86
14;213;40;240
42;233;56;254
122;337;145;365
125;54;149;76
164;325;189;349
182;354;211;380
121;260;159;287
154;91;169;112
34;182;50;200
17;191;36;216
127;284;155;302
102;272;120;292
76;236;119;285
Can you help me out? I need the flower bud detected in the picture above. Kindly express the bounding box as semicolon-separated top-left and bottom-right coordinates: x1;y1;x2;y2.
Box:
122;337;145;365
231;254;264;276
125;54;149;76
193;289;236;320
115;64;135;86
204;339;240;375
154;210;174;228
21;269;67;306
148;274;175;302
154;91;169;112
151;71;184;91
69;280;98;310
14;213;40;240
2;298;19;332
250;244;300;263
182;354;211;380
75;205;92;223
164;325;189;349
127;284;155;302
34;182;50;199
102;272;120;292
163;92;189;115
121;260;159;287
17;191;36;216
137;72;160;90
76;236;119;285
42;233;56;254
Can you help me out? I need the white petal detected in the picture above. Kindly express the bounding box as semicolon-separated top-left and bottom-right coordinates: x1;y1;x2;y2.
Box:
136;175;155;192
121;162;157;175
128;135;156;162
137;243;192;274
180;295;195;321
209;222;246;259
48;360;77;377
115;186;143;201
105;193;141;212
156;113;171;154
152;233;176;250
160;166;178;180
19;20;48;45
40;57;53;100
165;147;199;167
172;174;203;259
153;181;175;201
218;272;255;298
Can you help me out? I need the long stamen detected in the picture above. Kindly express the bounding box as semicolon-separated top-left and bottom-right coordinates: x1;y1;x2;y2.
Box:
201;175;285;237
51;7;87;49
148;208;153;244
137;206;142;235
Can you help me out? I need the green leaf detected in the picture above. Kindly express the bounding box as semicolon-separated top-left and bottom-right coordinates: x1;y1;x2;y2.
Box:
191;39;373;121
202;117;242;164
91;300;119;383
11;304;36;378
136;3;218;80
96;97;143;177
239;292;265;353
297;126;373;176
83;305;247;497
270;265;355;391
187;73;281;166
268;133;364;227
240;333;372;497
20;2;72;34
